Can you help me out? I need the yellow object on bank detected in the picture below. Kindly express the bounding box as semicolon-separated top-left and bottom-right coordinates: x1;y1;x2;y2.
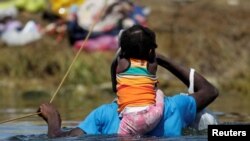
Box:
50;0;84;18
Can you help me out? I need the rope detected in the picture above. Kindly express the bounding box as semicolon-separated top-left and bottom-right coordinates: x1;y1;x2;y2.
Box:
0;0;108;124
50;0;108;103
0;112;41;124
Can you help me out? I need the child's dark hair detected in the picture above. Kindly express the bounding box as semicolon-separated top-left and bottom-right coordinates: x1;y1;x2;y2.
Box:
120;25;157;61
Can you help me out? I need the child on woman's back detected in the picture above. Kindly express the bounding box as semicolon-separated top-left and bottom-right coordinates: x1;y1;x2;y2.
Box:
111;25;164;135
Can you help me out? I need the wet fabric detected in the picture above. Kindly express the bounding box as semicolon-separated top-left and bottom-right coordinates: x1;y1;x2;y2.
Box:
118;91;164;135
78;94;196;137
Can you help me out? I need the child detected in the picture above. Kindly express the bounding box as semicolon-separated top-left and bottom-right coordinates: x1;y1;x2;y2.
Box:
111;25;164;135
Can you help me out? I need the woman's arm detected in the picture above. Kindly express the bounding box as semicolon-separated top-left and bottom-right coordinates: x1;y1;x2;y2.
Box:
38;103;85;138
156;54;219;112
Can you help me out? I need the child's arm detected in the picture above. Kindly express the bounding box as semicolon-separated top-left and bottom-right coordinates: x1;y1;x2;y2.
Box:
110;48;121;93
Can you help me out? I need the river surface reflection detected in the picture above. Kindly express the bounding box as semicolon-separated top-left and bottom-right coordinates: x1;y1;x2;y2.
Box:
0;89;249;140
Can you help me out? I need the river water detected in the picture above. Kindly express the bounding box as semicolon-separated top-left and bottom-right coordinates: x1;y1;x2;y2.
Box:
0;89;249;141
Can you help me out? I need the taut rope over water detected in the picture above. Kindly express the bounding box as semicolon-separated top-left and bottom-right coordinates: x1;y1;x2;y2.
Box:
0;0;108;124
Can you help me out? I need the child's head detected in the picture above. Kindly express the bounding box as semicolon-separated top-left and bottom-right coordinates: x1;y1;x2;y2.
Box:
119;25;157;61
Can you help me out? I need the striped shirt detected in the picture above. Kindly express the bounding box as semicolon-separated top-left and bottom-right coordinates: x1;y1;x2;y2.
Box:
116;58;158;112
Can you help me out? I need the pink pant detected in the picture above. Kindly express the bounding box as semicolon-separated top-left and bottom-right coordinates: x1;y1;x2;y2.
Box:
118;89;164;135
